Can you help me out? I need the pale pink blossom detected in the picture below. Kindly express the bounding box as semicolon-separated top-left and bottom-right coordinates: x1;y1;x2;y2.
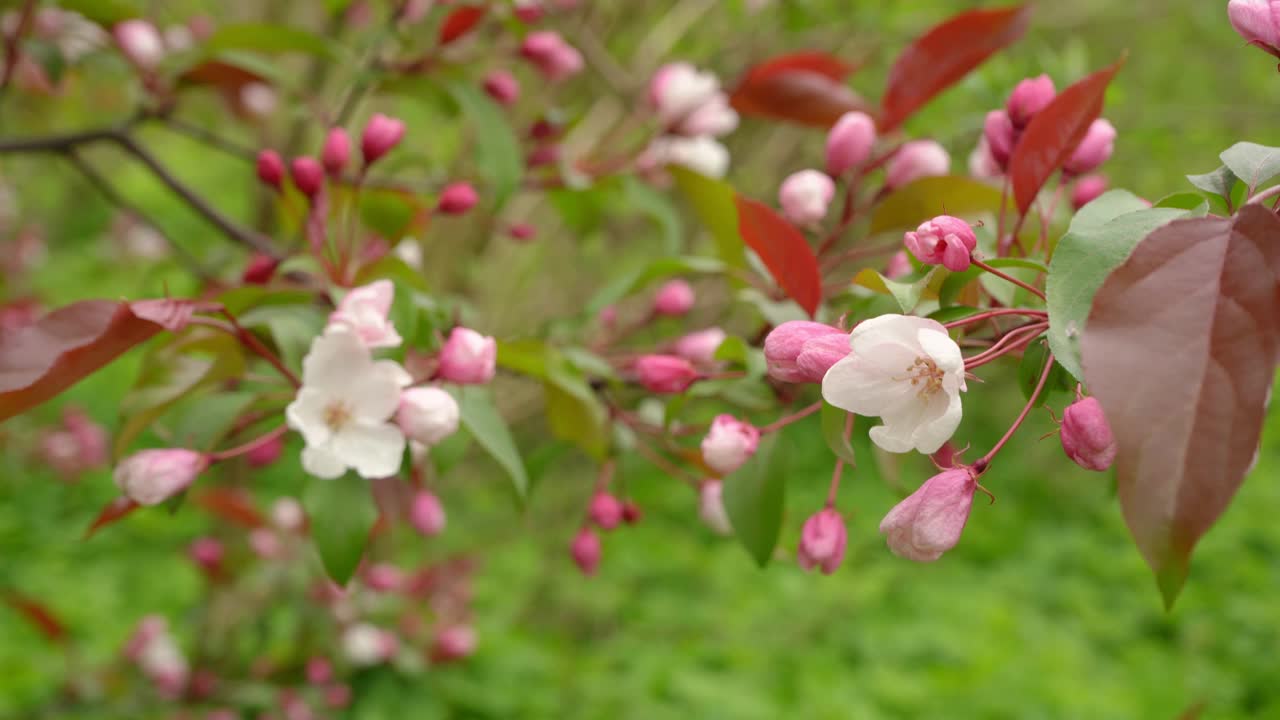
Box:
327;280;402;349
1228;0;1280;53
763;321;846;383
698;480;732;535
113;19;164;70
652;279;695;316
904;215;977;272
825;111;876;176
879;467;977;561
114;449;208;506
437;327;497;385
397;386;460;447
673;327;727;364
700;415;760;475
1064;119;1116;175
361;113;406;166
797;508;847;574
885;140;950;189
633;354;698;394
778;169;835;226
410;490;446;536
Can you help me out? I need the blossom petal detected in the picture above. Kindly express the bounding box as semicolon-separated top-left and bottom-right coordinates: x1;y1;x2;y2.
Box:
848;314;934;354
286;387;333;447
821;354;914;415
917;328;963;374
911;392;962;454
303;329;371;389
869;424;917;453
340;362;412;423
332;423;405;479
302;444;347;479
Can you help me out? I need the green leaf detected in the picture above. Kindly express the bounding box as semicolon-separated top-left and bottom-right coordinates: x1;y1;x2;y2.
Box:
544;363;610;460
1016;336;1070;406
927;305;983;323
202;23;339;58
456;386;529;500
448;83;523;207
239;304;326;370
820;401;857;466
354;254;430;294
869;175;1005;235
57;0;139;25
304;473;377;586
429;426;472;476
24;39;66;86
1154;192;1209;212
670;166;746;268
1186;165;1238;200
852;267;940;313
1219;141;1280;191
722;433;788;567
622;177;684;256
358;190;422;241
1046;197;1187;381
166;391;259;452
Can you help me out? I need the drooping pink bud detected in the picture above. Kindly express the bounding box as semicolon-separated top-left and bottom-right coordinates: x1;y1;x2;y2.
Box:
797;508;847;574
188;537;224;572
483;70;520;106
700;414;760;475
256;149;285;189
437;182;479;215
633;354;698;394
982;109;1016;169
432;625;477;663
290;156;324;198
114;449;208;506
778;169;835;226
673;327;727;364
246;433;284;467
588;491;624;530
1071;174;1108;211
652;280;694;318
698;480;732;535
398;386;461;447
570;527;601;575
113;19;164;70
360;113;406;167
321;128;351;177
1229;0;1280;57
508;223;537;241
241;252;279;286
825;111;876;177
1059;396;1117;471
519;31;583;81
885;139;950;189
437;327;497;385
621;500;643;524
795;332;851;382
1005;74;1056;128
1063;119;1116;175
363;563;404;592
903;215;977;272
306;657;333;685
410;491;447;536
884;250;913;280
763;321;846;383
879;467;977;562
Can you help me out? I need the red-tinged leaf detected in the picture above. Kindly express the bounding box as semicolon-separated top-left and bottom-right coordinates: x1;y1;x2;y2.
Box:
2;592;68;644
1010;56;1124;215
730;52;870;128
84;497;139;539
439;5;486;45
1081;206;1280;609
195;488;265;528
733;196;822;317
130;299;219;332
879;5;1032;132
179;60;267;94
0;300;192;422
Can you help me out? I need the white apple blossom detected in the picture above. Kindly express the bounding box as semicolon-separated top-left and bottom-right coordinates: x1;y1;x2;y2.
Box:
286;328;411;479
698;480;733;535
649;62;721;127
645;136;730;179
821;314;966;454
327;279;402;349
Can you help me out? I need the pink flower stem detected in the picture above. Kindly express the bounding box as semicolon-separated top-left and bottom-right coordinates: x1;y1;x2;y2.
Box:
209;425;288;463
596;459;616;491
1246;184;1280;206
969;258;1046;301
995;175;1011;247
818;179;860;256
975;351;1056;471
760;401;822;434
1037;181;1067;254
818;239;902;273
944;307;1048;329
963;322;1048;370
825;412;853;506
631;438;698;486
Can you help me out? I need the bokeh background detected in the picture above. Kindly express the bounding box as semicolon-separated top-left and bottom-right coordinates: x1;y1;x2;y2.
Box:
2;1;1279;718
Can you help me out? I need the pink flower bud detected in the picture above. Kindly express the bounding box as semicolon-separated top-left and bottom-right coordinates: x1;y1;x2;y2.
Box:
676;96;739;138
633;354;698;394
519;31;583;81
360;113;406;167
437;327;497;385
825;111;876;176
508;223;537;241
795;332;851;381
114;449;208;506
1071;174;1108;211
698;480;732;535
982;109;1016;169
290;156;324;198
621;500;643;524
432;625;477;663
879;467;977;562
597;305;618;328
763;321;845;383
363;563;404;592
306;657;333;685
272;497;305;531
1229;0;1280;54
410;491;446;536
241;252;279;286
249;528;281;559
1060;396;1117;471
514;0;544;23
483;70;520;106
884;250;912;280
327;279;401;348
113;19;164;70
673;327;727;364
904;215;977;272
437;182;479;215
256;150;285;189
652;279;695;316
968;137;1003;180
885;139;950;189
1063;119;1116;175
526;143;560;168
321;128;351;177
778;169;835;226
700;414;760;475
570;527;601;575
797;508;847;574
246;433;284;467
1005;74;1056;129
342;623;397;665
188;537;224;571
398;386;460;446
588;491;624;530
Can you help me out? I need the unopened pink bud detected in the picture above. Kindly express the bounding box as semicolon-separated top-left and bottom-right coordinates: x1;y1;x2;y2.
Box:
508;223;537;241
621;500;643;524
904;215;977;272
437;327;497;385
652;279;694;316
633;354;698;394
570;527;601;575
249;528;281;559
526;143;560;168
272;497;305;531
885;139;950;189
778;169;835;226
290;156;324;198
325;683;353;709
1006;74;1056;129
114;449;207;506
825;111;876;176
483;70;520;106
410;490;447;536
1064;119;1116;176
322;128;351;177
1229;0;1280;55
306;657;333;685
113;19;164;70
398;386;460;446
763;321;845;383
432;625;477;663
246;433;283;467
884;250;912;280
1060;396;1117;471
519;31;583;81
363;563;404;592
513;0;544;23
795;332;851;382
241;252;279;286
437;182;479;215
797;508;847;574
256;150;285;189
879;467;977;562
982;109;1016;169
700;414;760;475
698;479;732;535
1071;174;1108;211
968;137;1003;180
673;327;727;364
188;537;224;571
360;113;406;167
588;491;624;530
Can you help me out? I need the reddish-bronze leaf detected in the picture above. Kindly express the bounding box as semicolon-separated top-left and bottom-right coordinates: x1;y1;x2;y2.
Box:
439;5;486;45
179;60;267;94
84;497;139;539
2;591;68;644
733;195;822;317
730;52;870;128
1010;56;1124;214
1081;205;1280;608
195;488;265;528
879;5;1031;132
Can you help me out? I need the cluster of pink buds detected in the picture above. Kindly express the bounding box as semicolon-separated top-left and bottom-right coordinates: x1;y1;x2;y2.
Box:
977;74;1115;181
519;31;584;82
256;114;407;201
571;486;643;575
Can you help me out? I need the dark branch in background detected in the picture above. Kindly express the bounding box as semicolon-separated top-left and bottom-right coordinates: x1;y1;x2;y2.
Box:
159;117;259;161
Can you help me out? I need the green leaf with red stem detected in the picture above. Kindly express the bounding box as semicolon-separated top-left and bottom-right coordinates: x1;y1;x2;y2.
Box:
734;195;823;317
